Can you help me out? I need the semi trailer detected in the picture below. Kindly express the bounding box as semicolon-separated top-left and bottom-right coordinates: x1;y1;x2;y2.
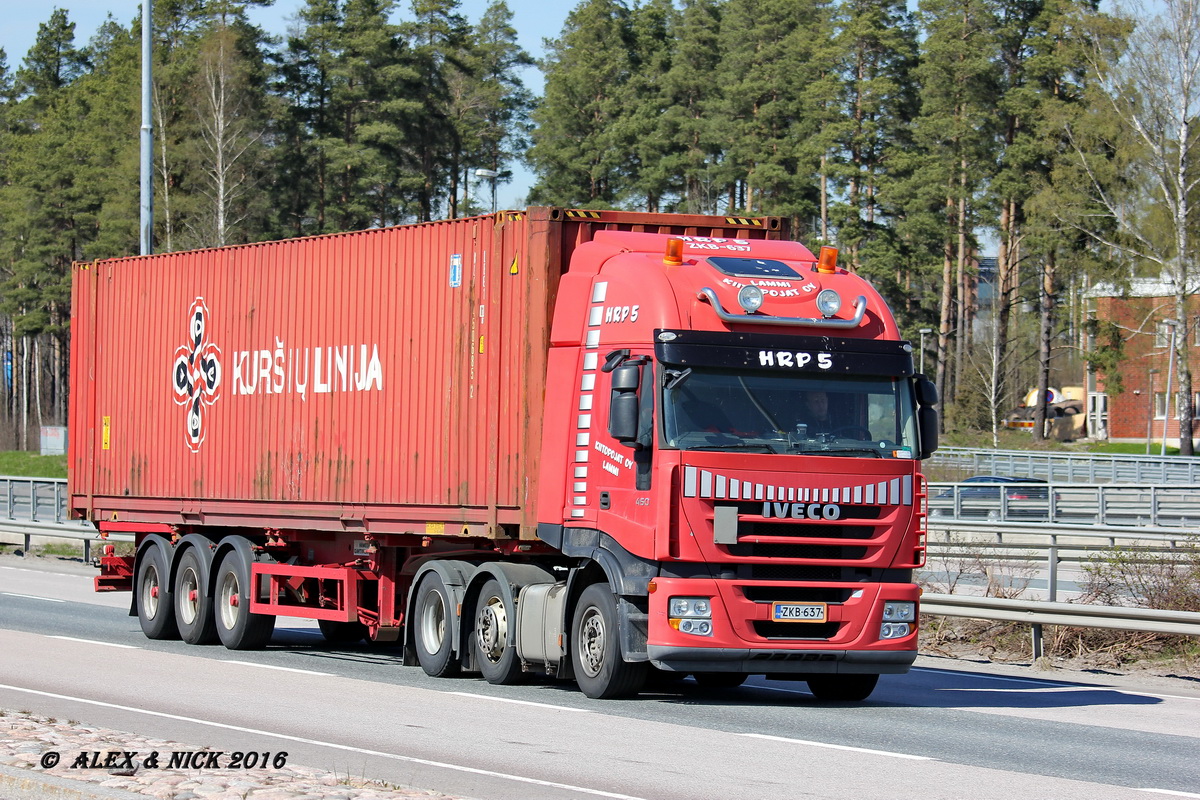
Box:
71;207;937;699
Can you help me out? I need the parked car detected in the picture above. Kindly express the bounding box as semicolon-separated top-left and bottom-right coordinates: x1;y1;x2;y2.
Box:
934;475;1057;520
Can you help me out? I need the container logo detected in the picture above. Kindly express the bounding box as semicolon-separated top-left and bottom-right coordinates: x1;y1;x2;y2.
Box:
172;298;223;452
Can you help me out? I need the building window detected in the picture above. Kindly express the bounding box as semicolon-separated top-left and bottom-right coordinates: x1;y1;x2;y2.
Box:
1154;392;1168;419
1155;321;1173;347
1194;316;1200;347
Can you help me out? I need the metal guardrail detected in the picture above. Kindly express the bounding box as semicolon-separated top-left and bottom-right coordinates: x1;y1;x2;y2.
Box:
921;594;1200;637
928;481;1200;528
929;446;1200;484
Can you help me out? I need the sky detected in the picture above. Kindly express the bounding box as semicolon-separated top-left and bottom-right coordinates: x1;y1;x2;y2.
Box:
0;0;567;207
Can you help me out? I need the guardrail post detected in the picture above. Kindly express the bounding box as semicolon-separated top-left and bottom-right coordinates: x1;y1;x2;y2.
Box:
23;531;30;556
1047;542;1058;602
28;479;38;523
6;480;13;520
83;538;91;562
1031;624;1044;660
54;481;63;524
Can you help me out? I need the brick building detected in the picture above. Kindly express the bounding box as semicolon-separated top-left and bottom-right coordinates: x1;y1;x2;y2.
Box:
1087;277;1199;448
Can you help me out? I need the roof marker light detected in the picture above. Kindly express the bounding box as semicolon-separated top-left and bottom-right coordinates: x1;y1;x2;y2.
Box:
817;246;838;274
664;238;684;266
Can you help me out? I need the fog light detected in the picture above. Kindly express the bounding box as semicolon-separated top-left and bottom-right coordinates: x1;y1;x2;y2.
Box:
816;289;842;317
882;601;915;622
738;285;765;313
880;622;911;639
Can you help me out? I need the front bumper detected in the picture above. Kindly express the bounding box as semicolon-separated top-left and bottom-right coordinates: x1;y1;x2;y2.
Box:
647;645;916;675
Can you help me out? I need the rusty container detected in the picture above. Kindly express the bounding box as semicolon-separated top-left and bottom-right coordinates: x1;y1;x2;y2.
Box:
69;208;784;538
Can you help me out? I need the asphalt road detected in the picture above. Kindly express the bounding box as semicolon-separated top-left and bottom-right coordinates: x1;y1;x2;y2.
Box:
1;556;1198;800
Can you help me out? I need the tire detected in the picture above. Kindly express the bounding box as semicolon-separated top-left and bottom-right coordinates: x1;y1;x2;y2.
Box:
473;578;524;685
214;547;275;650
318;619;369;644
135;543;179;640
693;671;748;690
174;546;219;645
571;583;647;699
413;572;460;677
806;673;879;702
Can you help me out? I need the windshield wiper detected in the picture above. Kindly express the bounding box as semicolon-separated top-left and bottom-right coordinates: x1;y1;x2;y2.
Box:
688;443;777;453
813;446;884;458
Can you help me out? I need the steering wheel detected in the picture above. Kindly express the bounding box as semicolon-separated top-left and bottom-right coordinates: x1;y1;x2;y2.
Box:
829;425;873;440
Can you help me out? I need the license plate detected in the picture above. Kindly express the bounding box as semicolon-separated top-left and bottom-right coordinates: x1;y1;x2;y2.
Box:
771;602;827;622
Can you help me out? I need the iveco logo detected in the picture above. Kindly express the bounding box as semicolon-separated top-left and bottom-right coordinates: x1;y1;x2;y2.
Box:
762;502;842;520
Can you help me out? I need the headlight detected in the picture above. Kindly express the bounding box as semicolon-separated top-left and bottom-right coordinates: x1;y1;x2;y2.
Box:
669;597;711;617
737;285;764;313
882;601;915;622
816;289;842;317
669;596;714;637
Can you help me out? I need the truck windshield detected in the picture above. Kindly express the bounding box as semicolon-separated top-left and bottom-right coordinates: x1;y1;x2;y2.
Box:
662;367;918;458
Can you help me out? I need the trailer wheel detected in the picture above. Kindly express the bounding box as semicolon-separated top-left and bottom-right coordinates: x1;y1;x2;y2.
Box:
414;573;460;677
473;579;523;685
318;620;369;644
214;549;275;650
136;544;179;640
806;673;879;702
174;547;218;645
571;583;647;699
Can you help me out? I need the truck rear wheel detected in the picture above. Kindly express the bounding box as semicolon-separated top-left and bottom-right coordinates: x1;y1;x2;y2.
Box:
571;583;647;699
806;673;879;701
174;547;218;645
414;573;459;677
135;543;178;640
473;579;523;685
214;548;275;650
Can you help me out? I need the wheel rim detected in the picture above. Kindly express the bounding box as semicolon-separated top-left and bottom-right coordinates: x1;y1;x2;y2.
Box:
140;563;160;619
420;588;446;654
218;570;240;630
476;595;508;665
179;567;200;625
577;606;606;678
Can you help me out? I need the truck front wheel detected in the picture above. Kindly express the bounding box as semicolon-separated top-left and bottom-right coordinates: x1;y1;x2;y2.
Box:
174;547;219;645
413;573;460;677
214;548;275;650
571;583;646;699
135;543;178;640
806;673;879;702
473;579;523;685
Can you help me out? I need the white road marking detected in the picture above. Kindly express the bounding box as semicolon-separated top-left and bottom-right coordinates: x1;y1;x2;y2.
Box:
740;732;932;760
48;636;138;649
219;660;333;676
446;692;593;712
1137;789;1200;798
0;683;650;800
2;592;65;603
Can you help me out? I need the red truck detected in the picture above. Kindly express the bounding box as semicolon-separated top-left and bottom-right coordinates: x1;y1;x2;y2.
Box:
70;207;938;700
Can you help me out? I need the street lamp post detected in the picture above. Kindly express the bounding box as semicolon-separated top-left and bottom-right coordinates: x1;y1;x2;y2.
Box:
474;168;498;213
1162;318;1181;456
1146;368;1160;454
918;328;933;374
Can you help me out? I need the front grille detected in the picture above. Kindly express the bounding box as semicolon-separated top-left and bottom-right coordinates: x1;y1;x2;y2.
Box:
727;543;868;559
739;520;875;540
753;621;841;639
741;564;842;582
741;586;855;603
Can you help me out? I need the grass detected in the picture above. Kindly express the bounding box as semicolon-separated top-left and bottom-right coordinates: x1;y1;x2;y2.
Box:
0;451;67;478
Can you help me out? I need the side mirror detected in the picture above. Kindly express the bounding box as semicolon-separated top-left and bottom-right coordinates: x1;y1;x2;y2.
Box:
609;363;642;446
916;375;938;407
918;405;939;460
